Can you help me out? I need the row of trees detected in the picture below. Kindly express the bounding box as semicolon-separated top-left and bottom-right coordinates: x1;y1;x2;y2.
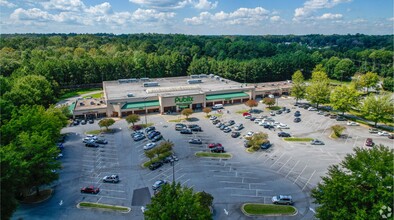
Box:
291;69;394;126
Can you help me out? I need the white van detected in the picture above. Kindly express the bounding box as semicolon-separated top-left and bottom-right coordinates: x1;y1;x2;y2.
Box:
212;104;224;110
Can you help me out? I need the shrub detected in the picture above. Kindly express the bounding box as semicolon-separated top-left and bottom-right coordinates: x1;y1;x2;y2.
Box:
331;125;346;138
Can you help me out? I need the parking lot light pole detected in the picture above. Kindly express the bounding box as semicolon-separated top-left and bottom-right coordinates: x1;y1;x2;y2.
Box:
170;159;175;183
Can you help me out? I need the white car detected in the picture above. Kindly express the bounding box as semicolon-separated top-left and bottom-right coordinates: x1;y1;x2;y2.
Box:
308;107;317;111
347;121;360;126
246;131;254;137
143;143;157;150
277;124;289;129
378;131;390;136
86;135;98;140
254;119;262;124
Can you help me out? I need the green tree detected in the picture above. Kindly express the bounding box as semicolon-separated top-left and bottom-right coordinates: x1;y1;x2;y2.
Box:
361;93;394;127
333;58;355;81
181;108;193;119
262;97;275;107
359;72;380;93
144;150;155;162
126;114;140;126
311;145;393;220
382;77;394;92
306;71;331;108
98;118;116;131
330;85;360;115
145;182;212;220
202;107;212;116
245;133;268;151
244;99;258;110
196;191;214;210
291;70;306;103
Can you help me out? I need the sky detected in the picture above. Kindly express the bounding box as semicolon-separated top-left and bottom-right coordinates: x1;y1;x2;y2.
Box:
0;0;393;35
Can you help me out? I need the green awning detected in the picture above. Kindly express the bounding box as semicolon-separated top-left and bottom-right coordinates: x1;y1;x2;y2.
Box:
69;102;76;114
206;92;249;101
122;100;160;109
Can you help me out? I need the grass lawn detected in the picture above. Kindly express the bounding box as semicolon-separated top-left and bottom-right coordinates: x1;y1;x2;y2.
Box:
83;92;103;99
195;152;232;158
86;130;102;135
79;202;130;212
242;204;296;215
168;118;186;122
59;88;102;100
283;137;314;142
236;109;249;114
266;106;281;110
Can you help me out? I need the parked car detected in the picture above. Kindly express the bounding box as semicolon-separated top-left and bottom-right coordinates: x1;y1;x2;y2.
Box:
308;107;317;111
81;120;87;125
261;141;272;150
294;112;301;117
329;114;338;119
324;113;331;117
189;138;202;144
272;195;293;205
293;117;301;123
368;128;380;133
85;142;99;148
347;121;360;126
244;140;251;148
148;131;161;139
220;125;227;130
226;120;235;126
208;143;222;148
231;132;240;138
234;124;244;131
277;124;289;129
211;146;225;153
95;139;108;144
190;126;202;132
145;126;156;133
81;186;100;194
270;112;276;116
163;155;178;163
149;162;163;170
133;134;146;141
285;109;291;113
249;117;257;121
365;138;374;147
278;132;291;137
246;131;254;137
102;175;119;183
212;119;220;125
378;131;390;136
152;180;168;190
244;115;252;119
311;139;325;145
223;127;232;133
317;111;324;115
336;116;346;121
388;134;394;139
209;116;217;120
73;120;80;126
180;129;193;134
143;143;157;150
175;123;187;130
216;123;223;128
276;110;282;115
242;112;251;117
151;134;163;142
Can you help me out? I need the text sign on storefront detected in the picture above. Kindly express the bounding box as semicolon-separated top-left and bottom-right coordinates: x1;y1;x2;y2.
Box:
175;96;194;106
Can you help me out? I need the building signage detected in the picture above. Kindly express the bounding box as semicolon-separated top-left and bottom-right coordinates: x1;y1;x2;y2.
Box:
175;96;193;106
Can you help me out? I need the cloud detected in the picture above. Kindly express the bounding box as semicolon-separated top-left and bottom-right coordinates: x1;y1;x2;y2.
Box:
317;13;342;20
129;0;189;10
193;0;218;10
294;0;351;21
85;2;112;15
387;17;394;21
270;16;281;22
184;7;270;26
132;8;175;22
0;0;16;8
41;0;85;12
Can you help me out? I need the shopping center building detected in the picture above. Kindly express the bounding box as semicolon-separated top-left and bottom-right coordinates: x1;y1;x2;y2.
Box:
71;75;292;119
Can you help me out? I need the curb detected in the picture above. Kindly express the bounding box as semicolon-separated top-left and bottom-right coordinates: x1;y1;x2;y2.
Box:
19;189;54;204
77;202;131;213
241;203;298;217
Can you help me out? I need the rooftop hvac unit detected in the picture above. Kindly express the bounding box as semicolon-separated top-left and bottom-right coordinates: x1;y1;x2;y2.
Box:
190;75;199;78
187;79;202;84
140;78;150;81
127;93;134;97
199;74;208;78
209;74;214;78
143;82;159;87
118;78;138;83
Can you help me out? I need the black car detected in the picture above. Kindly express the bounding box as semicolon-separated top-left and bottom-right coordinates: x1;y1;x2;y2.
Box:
212;119;220;125
189;138;202;144
95;139;108;144
81;120;87;125
276;110;282;115
231;131;240;138
293;117;301;123
336;116;346;121
145;126;156;133
85;142;99;148
211;146;225;153
261;141;272;150
73;120;80;126
151;134;163;142
133;135;146;141
180;129;193;134
190;126;202;132
294;113;301;117
149;162;163;170
148;131;161;139
263;124;275;129
88;119;94;124
187;124;199;128
278;132;291;137
285;109;291;113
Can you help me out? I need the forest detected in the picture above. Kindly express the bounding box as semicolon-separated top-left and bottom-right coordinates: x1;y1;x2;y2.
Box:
0;34;393;89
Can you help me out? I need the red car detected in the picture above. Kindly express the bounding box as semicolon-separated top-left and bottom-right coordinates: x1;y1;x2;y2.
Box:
242;112;251;117
365;138;374;147
208;143;222;148
81;186;100;194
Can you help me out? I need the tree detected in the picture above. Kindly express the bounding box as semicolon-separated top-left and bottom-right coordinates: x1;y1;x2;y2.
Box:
244;99;258;110
202;107;212;116
330;85;360;115
98;118;116;131
145;182;212;220
359;72;380;93
311;145;393;220
361;93;394;127
144;150;155;162
245;133;268;151
126;114;140;126
291;70;306;103
181;108;193;119
306;71;331;108
262;97;275;107
333;58;355;81
196;191;214;210
382;77;394;92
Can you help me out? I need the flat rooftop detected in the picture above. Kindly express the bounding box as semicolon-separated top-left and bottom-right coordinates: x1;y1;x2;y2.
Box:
74;98;107;112
103;76;252;100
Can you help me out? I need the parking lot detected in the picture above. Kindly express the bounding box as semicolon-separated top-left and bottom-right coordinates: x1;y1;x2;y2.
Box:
13;96;393;220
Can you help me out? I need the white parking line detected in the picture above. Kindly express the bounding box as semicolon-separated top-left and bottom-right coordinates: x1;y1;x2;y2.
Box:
182;179;190;186
293;164;307;184
98;195;128;200
230;194;267;198
220;180;243;184
285;160;300;178
224;187;249;190
270;153;286;168
277;156;292;172
214;175;236;178
175;173;186;181
100;189;126;193
352;136;359;148
302;170;316;191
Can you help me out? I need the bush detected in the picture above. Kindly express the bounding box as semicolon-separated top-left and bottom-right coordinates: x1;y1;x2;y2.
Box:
132;125;142;131
331;125;346;138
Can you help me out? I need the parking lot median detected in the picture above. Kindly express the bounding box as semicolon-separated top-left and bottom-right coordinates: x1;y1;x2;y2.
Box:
77;202;131;213
241;203;297;216
195;151;232;159
283;137;313;142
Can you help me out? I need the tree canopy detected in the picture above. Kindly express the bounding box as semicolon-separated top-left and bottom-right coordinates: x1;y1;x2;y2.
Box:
291;70;306;103
361;93;394;126
330;85;360;115
312;145;393;220
306;71;331;108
